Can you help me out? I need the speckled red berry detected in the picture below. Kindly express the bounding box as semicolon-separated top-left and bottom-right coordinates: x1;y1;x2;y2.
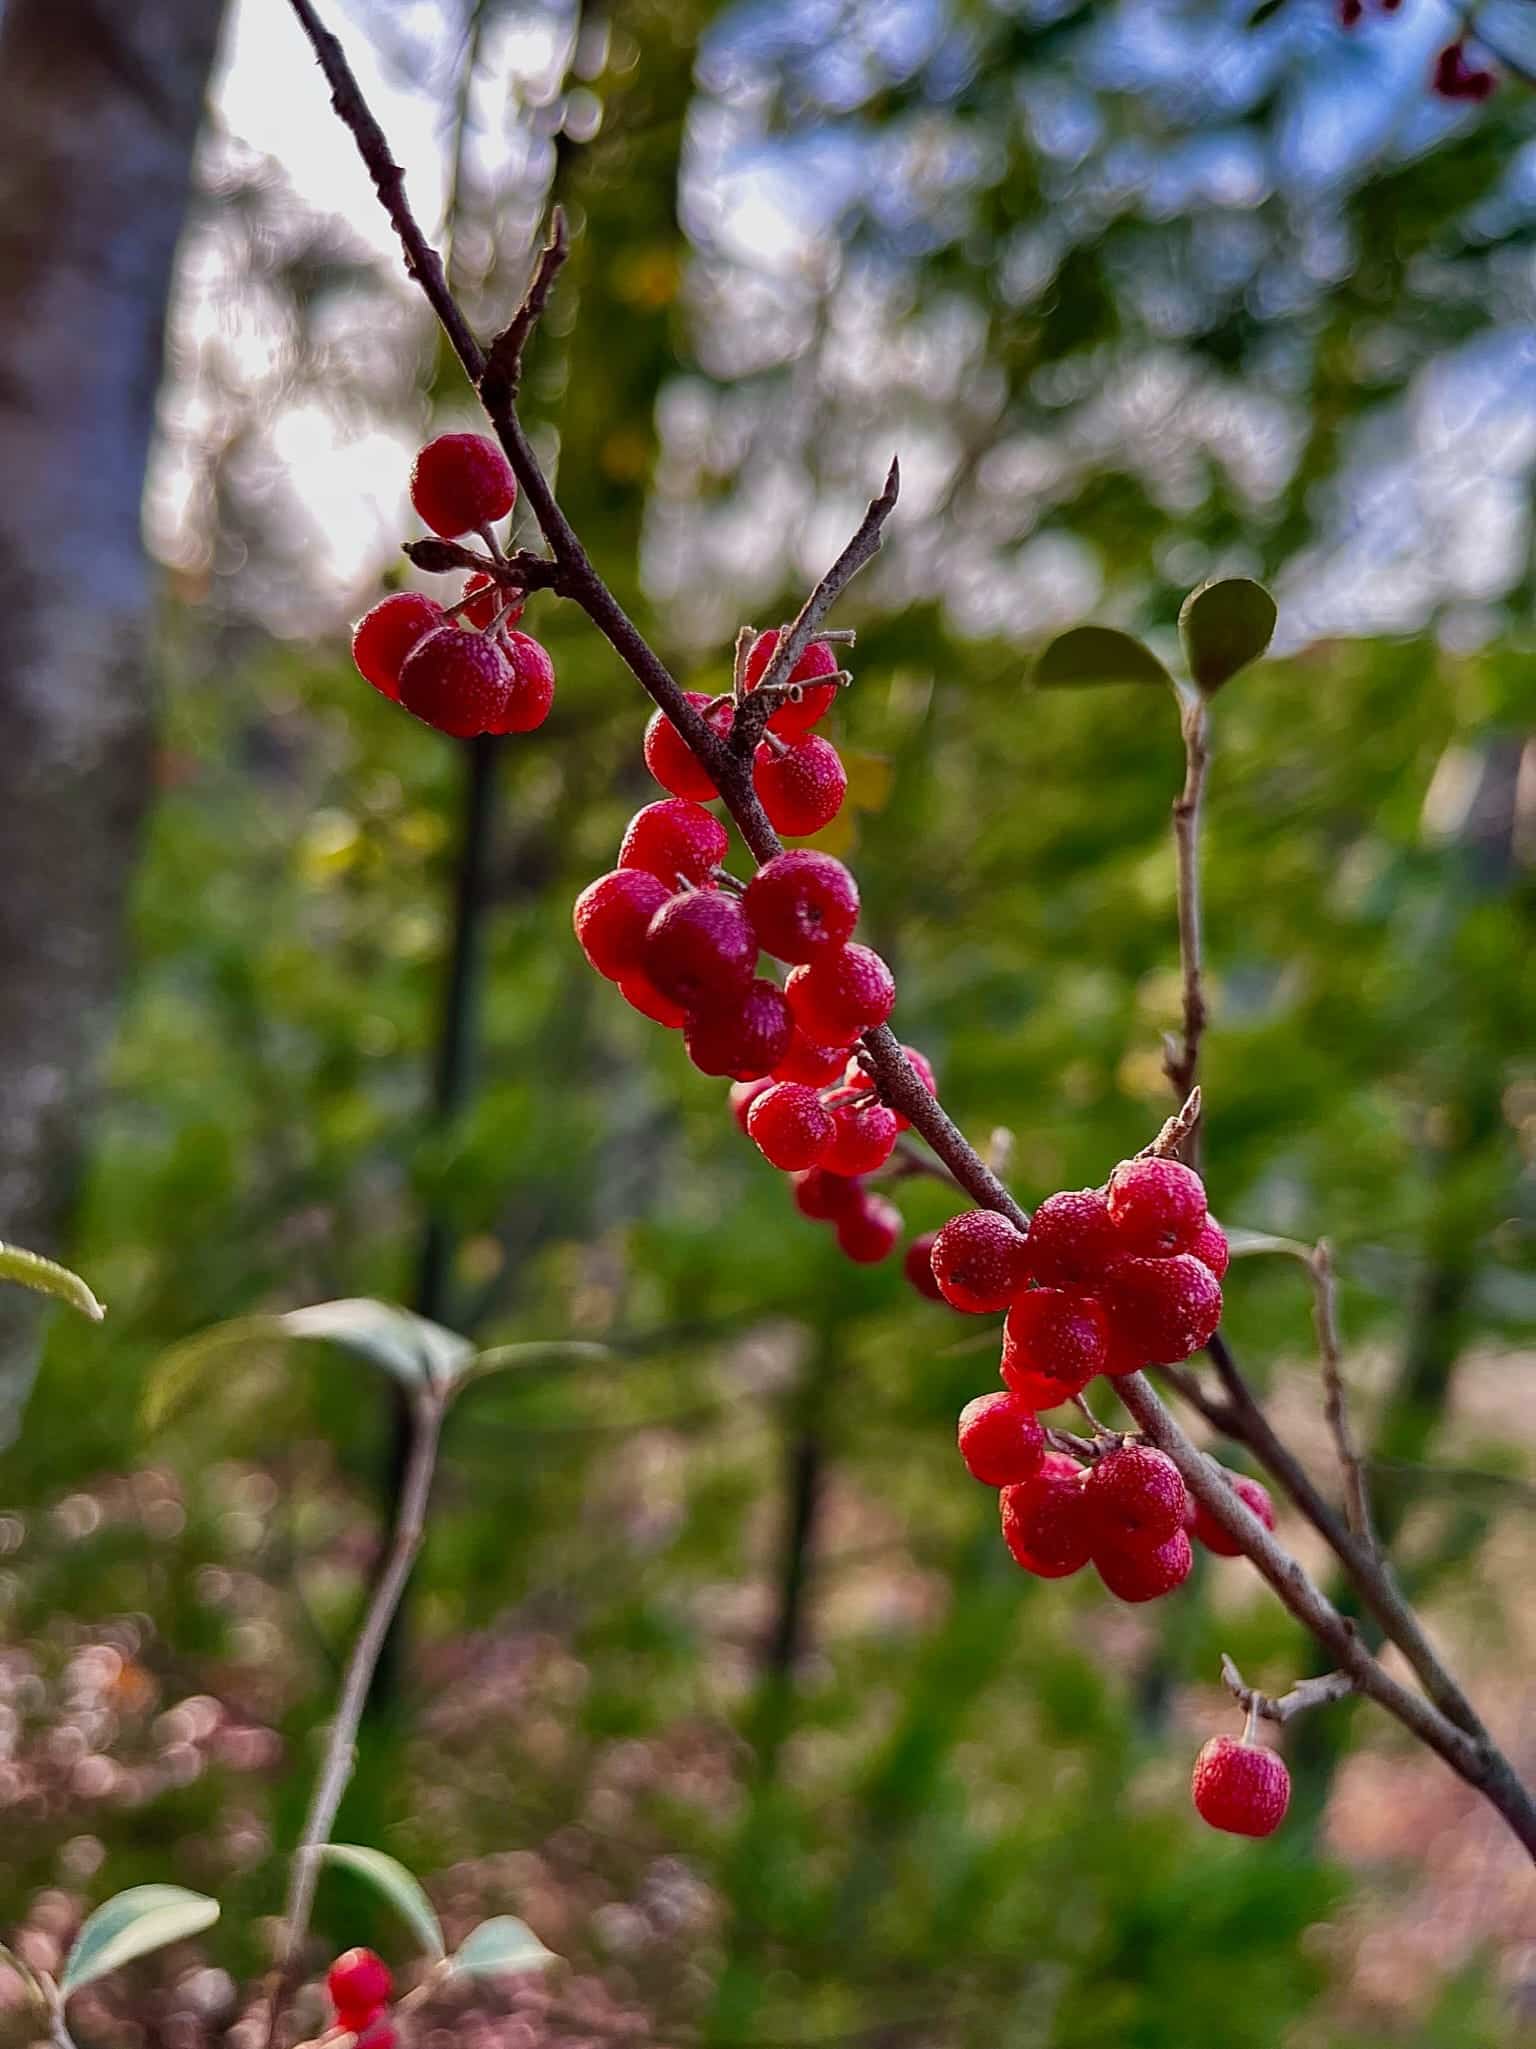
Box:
754;735;847;837
903;1230;945;1302
1107;1155;1208;1255
684;977;792;1079
573;868;672;981
927;1209;1030;1314
1190;1217;1230;1279
410;431;516;537
1000;1453;1093;1577
1191;1735;1290;1838
730;1077;773;1133
1000;1288;1109;1396
785;943;895;1044
958;1392;1046;1487
1191;1471;1276;1557
1095;1528;1194;1603
1084;1444;1188;1548
399;626;512;737
643;692;731;799
618;799;729;886
744;851;860;962
822;1100;900;1177
328;1948;391;2020
747;1082;836;1171
457;571;524;631
352;592;445;701
490;630;555;734
743;628;841;735
1100;1253;1222;1364
617;968;688;1029
1024;1188;1120;1287
773;1028;853;1086
643;890;758;1007
792;1167;863;1221
834;1191;902;1263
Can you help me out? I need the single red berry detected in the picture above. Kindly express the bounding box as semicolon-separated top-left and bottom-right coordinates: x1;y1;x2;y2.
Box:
1000;1288;1109;1395
410;431;517;537
772;1028;853;1086
903;1230;946;1302
958;1391;1046;1487
785;943;896;1043
743;628;842;735
927;1210;1031;1314
643;889;758;1007
747;1082;837;1171
457;571;524;631
1084;1444;1188;1548
1023;1188;1120;1287
643;692;731;799
573;868;672;981
754;734;847;837
1106;1155;1208;1256
617;967;688;1029
684;977;793;1079
822;1100;900;1177
792;1167;864;1220
999;1453;1093;1578
328;1949;391;2019
490;630;555;734
1095;1528;1194;1604
618;799;729;886
1191;1471;1276;1558
834;1191;902;1263
351;592;445;701
1191;1735;1291;1838
399;626;512;737
1190;1217;1230;1279
1100;1253;1223;1365
730;1077;773;1133
744;851;860;962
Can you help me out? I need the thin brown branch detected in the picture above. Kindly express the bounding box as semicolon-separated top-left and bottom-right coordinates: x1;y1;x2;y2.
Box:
1312;1239;1376;1551
1163;688;1209;1155
480;207;570;405
1220;1654;1355;1727
1139;1086;1202;1162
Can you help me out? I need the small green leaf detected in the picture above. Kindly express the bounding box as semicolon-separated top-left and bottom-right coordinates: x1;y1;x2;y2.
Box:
60;1887;219;1998
317;1846;444;1959
1033;625;1173;692
448;1916;558;1980
461;1340;610;1387
1177;578;1277;695
0;1243;104;1321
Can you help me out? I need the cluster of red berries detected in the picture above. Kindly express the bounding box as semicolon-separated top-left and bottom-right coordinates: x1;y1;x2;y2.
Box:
1338;0;1498;100
326;1948;395;2046
351;433;556;737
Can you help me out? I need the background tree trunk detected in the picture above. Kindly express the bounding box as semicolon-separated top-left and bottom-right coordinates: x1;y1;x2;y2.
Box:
0;0;226;1441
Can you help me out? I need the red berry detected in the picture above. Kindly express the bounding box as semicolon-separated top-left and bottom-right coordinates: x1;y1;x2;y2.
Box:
1191;1735;1291;1838
1095;1528;1194;1604
927;1209;1031;1314
643;693;730;799
573;868;672;981
1000;1288;1108;1396
399;626;512;737
822;1100;900;1177
754;734;847;837
730;1077;773;1133
1191;1471;1276;1558
643;889;758;1007
834;1191;902;1263
1106;1155;1207;1256
747;1082;836;1171
1191;1217;1230;1279
410;431;517;537
1100;1254;1223;1365
744;851;860;962
684;977;792;1079
792;1167;864;1220
773;1028;853;1086
903;1230;946;1302
1000;1453;1093;1578
490;630;555;734
457;571;524;631
743;628;841;735
1084;1444;1188;1548
785;943;896;1043
958;1391;1046;1487
1023;1188;1120;1288
618;799;729;886
328;1949;391;2018
351;592;445;701
617;968;688;1029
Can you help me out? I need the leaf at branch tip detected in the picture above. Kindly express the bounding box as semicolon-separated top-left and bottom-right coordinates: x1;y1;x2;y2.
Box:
448;1916;558;1980
1033;625;1173;692
317;1846;445;1959
1177;578;1277;695
0;1243;105;1321
60;1887;219;1998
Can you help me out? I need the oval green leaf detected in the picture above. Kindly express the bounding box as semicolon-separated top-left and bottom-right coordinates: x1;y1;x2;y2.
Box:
1033;625;1172;691
449;1916;558;1980
317;1845;444;1959
1177;578;1277;695
0;1243;104;1322
60;1886;219;1998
